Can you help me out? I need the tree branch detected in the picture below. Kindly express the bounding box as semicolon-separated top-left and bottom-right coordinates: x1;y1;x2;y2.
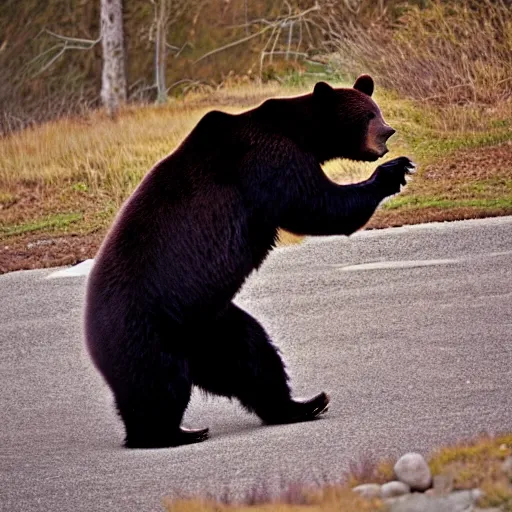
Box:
27;29;101;78
44;29;101;47
194;24;275;64
194;3;320;64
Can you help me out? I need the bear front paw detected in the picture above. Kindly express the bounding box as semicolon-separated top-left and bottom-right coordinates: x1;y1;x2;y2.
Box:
371;156;416;197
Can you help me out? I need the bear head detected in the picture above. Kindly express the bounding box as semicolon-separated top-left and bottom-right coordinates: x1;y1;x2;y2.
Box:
311;75;395;164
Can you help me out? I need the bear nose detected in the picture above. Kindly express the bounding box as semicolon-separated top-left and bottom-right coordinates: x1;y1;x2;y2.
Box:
384;126;396;140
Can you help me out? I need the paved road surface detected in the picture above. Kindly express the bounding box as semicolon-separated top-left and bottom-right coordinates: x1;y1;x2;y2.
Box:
1;216;511;512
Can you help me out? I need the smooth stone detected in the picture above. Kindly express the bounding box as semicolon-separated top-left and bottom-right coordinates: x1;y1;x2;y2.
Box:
381;481;411;498
394;452;432;491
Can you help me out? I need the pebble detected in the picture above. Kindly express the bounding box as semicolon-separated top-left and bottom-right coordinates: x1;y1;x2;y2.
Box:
381;481;410;498
350;449;505;512
394;452;432;491
352;483;382;498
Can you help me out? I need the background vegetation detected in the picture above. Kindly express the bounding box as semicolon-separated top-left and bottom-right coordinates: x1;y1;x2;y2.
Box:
1;3;511;510
0;0;511;273
161;433;512;511
2;0;511;133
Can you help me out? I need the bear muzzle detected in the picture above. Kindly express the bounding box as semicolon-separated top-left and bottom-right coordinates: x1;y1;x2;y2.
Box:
369;125;396;158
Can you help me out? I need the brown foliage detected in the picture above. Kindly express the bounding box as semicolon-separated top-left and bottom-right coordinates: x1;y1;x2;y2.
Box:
1;0;511;134
326;0;512;105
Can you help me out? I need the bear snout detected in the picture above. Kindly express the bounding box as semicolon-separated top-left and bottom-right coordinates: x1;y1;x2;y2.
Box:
383;126;396;140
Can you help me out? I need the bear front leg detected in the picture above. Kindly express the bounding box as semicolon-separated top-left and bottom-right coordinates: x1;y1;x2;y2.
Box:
280;157;415;236
189;303;329;424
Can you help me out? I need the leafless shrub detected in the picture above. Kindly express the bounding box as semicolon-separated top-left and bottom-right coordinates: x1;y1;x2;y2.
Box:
324;0;512;105
342;453;382;484
2;0;510;135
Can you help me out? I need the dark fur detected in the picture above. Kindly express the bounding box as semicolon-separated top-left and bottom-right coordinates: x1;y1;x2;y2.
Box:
84;76;413;448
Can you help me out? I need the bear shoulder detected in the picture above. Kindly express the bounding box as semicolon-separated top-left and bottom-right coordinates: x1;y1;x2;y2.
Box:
194;109;234;136
179;109;237;155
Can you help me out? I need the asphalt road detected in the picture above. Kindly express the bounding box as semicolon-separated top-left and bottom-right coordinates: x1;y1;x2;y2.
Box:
1;216;511;512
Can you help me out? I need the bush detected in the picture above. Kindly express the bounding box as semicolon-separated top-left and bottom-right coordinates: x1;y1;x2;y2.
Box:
328;0;512;105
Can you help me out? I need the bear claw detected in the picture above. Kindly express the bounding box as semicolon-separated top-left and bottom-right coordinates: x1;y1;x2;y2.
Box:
176;426;210;445
371;156;416;195
405;162;417;174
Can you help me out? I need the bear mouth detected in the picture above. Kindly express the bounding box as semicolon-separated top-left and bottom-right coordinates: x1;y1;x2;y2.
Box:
324;147;388;165
357;147;388;162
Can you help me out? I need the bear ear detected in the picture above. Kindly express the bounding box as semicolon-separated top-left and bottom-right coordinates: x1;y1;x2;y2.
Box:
353;74;374;97
313;81;335;100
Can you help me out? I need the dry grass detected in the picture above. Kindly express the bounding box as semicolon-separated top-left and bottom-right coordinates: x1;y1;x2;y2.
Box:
0;83;295;204
429;433;512;510
162;486;385;512
0;104;206;204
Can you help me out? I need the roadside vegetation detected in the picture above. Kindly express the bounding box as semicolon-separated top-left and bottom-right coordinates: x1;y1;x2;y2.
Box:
161;433;512;511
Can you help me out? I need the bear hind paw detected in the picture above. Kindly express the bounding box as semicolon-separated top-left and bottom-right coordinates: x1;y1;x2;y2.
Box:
262;391;330;426
124;426;210;449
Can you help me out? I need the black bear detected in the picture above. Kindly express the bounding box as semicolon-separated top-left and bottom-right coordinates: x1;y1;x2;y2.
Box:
84;74;414;449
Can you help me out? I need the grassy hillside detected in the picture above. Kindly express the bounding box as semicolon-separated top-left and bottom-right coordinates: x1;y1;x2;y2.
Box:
0;77;511;273
1;0;511;273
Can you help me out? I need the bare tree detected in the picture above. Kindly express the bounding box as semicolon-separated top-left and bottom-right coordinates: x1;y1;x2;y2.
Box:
154;0;168;103
100;0;127;117
149;0;189;104
26;30;100;77
194;2;321;81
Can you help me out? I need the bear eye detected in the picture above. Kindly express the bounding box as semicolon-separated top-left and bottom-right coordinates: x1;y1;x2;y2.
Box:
368;112;376;121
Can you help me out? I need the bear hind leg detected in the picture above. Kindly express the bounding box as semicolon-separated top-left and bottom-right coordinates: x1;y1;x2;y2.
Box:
113;353;208;449
190;304;329;425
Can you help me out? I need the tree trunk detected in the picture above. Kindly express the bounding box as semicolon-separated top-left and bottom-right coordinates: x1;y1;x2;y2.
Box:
100;0;127;117
155;0;167;104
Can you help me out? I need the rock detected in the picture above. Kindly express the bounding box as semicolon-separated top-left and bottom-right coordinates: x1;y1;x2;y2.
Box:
27;239;55;249
471;489;484;502
502;456;512;474
387;489;480;512
381;481;410;498
431;474;454;495
352;483;382;499
394;452;432;491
